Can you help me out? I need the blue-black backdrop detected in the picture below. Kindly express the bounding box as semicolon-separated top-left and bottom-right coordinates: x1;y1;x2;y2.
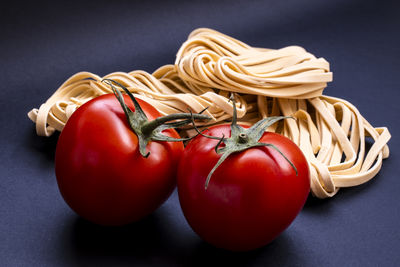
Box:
1;0;399;266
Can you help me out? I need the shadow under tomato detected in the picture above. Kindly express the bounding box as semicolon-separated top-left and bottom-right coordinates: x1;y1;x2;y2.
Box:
184;231;306;267
68;211;172;263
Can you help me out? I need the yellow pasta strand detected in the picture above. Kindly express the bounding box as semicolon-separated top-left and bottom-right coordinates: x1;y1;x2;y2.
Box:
27;28;390;199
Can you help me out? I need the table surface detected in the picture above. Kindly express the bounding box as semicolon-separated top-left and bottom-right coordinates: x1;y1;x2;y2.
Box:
1;0;399;266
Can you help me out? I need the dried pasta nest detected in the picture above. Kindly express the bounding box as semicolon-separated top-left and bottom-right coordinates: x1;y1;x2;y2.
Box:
28;28;390;198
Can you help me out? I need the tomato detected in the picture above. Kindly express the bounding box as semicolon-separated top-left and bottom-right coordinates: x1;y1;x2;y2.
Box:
55;93;183;226
177;124;310;251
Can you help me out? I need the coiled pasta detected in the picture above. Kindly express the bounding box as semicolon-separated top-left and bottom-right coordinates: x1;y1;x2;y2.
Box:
28;28;390;198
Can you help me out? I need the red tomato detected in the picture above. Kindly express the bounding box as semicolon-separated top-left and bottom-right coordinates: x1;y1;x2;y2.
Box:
55;94;183;226
177;124;310;251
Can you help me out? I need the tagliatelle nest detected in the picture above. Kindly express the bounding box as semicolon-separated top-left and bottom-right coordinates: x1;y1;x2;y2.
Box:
28;28;390;199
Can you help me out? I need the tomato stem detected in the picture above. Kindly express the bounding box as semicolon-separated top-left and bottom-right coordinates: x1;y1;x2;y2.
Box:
238;133;248;144
141;113;209;136
102;79;211;158
202;94;298;189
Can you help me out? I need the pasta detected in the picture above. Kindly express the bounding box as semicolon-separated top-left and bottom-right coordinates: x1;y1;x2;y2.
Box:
28;28;390;198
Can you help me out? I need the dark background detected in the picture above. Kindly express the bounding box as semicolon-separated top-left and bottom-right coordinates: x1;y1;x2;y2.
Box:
1;0;399;266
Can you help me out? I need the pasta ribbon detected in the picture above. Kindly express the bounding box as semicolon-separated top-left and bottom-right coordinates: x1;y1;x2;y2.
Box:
28;28;390;198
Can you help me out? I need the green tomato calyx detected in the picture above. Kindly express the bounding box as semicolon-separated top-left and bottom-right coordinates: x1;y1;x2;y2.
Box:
192;94;298;189
102;79;210;158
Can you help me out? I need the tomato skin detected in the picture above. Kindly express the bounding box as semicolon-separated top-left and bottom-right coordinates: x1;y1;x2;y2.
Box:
177;124;310;251
55;94;183;226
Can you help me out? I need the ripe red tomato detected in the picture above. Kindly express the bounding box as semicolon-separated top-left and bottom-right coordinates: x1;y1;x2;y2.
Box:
55;94;183;226
177;124;310;251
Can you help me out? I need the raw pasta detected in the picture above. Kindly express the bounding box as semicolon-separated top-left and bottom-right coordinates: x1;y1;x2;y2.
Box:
28;28;390;198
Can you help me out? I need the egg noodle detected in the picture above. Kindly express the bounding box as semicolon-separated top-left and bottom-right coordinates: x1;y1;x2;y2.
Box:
28;28;390;198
